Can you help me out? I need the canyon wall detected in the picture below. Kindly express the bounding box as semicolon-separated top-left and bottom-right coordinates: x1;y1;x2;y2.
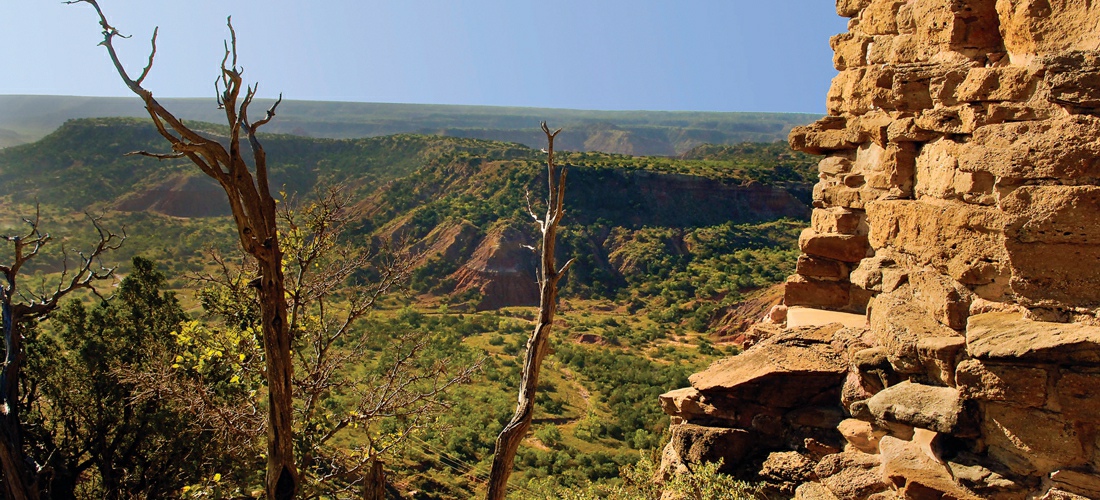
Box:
660;1;1100;498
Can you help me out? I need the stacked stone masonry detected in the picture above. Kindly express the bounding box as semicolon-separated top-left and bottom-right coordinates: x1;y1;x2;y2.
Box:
660;1;1100;499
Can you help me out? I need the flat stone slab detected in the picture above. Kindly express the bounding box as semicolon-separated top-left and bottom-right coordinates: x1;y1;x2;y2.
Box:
787;306;868;328
690;324;848;408
966;311;1100;364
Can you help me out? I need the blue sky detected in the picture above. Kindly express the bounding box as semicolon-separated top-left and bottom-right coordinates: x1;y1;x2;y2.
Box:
4;1;847;113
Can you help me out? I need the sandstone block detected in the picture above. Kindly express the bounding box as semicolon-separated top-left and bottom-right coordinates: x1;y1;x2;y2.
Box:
812;207;866;235
955;67;1036;102
790;115;863;154
852;109;894;147
909;0;1002;53
842;370;876;411
1042;50;1100;109
867;33;939;65
879;435;982;499
1002;186;1100;246
854;346;898;394
795;482;841;500
906;269;973;330
1009;242;1100;309
761;451;818;489
850;285;872;313
869;288;962;374
689;325;848;408
983;403;1086;476
786;274;852;310
836;0;872;18
915;139;997;203
916;336;966;387
854;142;916;195
1000;186;1100;307
1050;469;1100;500
849;254;897;293
656;437;690;481
819;156;854;177
1055;372;1100;422
800;228;870;263
826;66;893;115
930;64;974;106
886;67;935;111
819;183;869;210
887;116;938;143
866;198;1007;289
832;33;871;70
763;303;788;325
838;418;884;454
659;387;720;420
947;453;1028;500
955;359;1048;408
858;0;906;35
915;137;961;199
966;311;1100;364
865;381;977;436
797;255;850;281
960;116;1100;180
996;0;1100;56
913;107;970;135
986;101;1055;123
664;423;753;473
815;450;890;500
1040;489;1093;500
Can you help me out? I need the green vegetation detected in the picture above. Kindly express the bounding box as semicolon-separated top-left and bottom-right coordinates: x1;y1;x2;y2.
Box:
25;257;233;498
519;454;764;500
0;117;810;497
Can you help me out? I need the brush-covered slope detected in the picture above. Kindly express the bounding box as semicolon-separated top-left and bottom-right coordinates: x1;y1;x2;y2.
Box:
0;117;815;322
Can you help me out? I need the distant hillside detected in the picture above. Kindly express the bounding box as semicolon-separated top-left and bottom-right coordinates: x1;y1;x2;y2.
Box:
0;117;815;315
0;95;818;154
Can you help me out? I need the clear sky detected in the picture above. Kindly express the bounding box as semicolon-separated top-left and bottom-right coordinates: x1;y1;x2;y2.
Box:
3;1;847;114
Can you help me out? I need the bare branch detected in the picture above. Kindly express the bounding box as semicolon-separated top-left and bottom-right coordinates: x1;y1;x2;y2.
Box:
135;26;158;85
124;150;185;160
250;93;283;132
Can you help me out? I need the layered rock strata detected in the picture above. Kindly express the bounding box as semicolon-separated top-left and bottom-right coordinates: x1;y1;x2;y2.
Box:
660;1;1100;498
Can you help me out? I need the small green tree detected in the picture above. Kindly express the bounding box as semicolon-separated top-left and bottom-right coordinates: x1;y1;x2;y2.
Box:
25;257;230;498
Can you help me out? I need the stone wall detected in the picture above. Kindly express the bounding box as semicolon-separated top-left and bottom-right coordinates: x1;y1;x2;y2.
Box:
659;1;1100;498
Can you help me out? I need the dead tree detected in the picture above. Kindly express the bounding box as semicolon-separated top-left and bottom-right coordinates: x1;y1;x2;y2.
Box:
74;1;299;497
486;123;573;500
0;209;122;500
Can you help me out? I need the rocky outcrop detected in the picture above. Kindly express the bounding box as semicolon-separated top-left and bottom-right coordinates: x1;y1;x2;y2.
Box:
661;1;1100;498
450;224;539;310
658;324;857;493
114;172;230;217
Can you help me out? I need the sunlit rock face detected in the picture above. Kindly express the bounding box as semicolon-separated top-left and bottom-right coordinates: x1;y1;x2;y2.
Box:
660;1;1100;498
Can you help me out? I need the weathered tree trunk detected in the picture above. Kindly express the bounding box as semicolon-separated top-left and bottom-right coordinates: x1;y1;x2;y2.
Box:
78;2;299;497
0;296;36;500
486;124;572;500
362;459;385;500
257;255;297;499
